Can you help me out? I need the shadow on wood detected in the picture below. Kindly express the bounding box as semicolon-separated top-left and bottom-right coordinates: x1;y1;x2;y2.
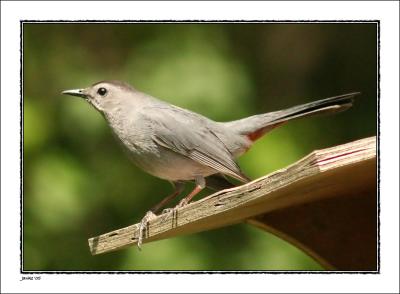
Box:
88;136;377;271
247;158;377;270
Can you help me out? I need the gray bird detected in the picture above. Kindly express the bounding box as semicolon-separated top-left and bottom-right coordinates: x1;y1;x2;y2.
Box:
62;80;359;248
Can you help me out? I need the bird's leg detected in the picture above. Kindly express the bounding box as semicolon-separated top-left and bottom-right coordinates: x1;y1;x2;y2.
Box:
177;176;206;208
137;182;185;249
159;176;206;228
150;182;185;214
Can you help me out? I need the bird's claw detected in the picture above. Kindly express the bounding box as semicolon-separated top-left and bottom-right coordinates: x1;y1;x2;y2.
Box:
161;208;174;214
177;198;189;208
159;207;176;222
138;200;191;248
137;210;157;250
161;199;189;221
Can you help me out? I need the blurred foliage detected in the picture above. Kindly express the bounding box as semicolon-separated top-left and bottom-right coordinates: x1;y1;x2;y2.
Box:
23;23;377;271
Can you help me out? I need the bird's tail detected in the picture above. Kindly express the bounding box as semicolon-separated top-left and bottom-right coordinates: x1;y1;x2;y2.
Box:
225;92;360;142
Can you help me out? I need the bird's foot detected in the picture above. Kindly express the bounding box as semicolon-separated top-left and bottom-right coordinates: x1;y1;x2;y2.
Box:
161;208;174;214
177;198;189;208
159;207;176;223
161;199;188;222
137;210;157;250
143;201;191;236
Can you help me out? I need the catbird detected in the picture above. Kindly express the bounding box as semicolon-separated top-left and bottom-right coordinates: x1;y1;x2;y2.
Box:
62;80;359;248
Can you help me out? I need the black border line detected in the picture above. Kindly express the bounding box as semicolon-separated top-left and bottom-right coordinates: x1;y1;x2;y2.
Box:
20;20;380;275
20;19;25;278
21;20;379;23
376;17;381;274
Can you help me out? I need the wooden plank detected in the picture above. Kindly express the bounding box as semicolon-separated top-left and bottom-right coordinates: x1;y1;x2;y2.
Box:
88;136;376;257
247;157;377;270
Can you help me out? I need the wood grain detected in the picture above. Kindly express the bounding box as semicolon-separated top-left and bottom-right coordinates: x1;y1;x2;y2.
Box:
88;136;377;266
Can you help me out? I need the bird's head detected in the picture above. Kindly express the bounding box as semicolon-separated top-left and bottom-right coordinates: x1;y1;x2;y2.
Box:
62;80;137;114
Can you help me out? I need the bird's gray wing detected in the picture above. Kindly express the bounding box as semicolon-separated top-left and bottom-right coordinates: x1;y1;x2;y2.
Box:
143;106;249;183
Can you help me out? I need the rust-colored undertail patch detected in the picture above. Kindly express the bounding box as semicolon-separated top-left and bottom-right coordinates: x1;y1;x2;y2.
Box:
246;122;287;142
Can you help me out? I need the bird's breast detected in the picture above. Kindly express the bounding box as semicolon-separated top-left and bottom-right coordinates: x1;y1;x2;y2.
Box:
129;146;216;181
105;113;215;181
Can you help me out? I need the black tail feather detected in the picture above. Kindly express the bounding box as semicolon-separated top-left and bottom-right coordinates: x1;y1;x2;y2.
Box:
226;92;360;140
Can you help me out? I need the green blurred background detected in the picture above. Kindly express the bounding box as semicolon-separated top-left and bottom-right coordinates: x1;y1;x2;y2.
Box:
23;22;377;271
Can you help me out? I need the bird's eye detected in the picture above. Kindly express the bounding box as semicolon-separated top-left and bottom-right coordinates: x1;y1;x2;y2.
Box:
97;87;107;96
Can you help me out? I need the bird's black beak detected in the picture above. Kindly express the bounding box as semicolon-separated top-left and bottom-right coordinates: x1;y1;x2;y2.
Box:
61;88;87;99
